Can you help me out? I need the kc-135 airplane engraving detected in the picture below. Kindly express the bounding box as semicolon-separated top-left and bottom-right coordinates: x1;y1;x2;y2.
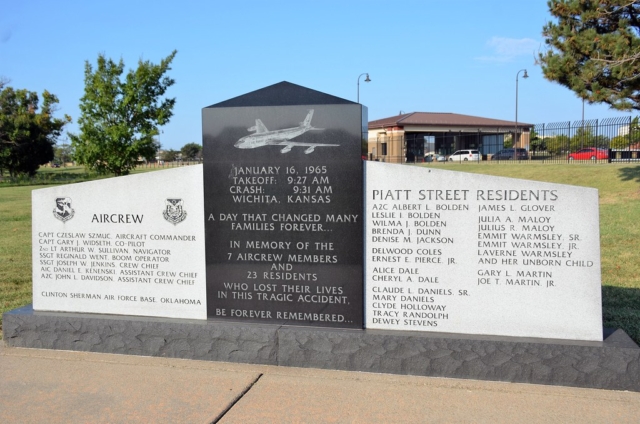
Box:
234;110;337;154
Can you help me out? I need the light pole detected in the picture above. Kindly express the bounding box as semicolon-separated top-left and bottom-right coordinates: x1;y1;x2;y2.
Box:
357;73;371;103
61;136;68;167
515;69;528;158
581;97;585;149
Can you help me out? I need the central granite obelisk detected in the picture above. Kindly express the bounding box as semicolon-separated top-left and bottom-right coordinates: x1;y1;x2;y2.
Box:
202;82;365;328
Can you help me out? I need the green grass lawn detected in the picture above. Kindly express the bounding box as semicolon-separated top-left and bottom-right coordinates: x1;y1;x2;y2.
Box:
0;164;163;187
1;163;639;343
0;186;33;317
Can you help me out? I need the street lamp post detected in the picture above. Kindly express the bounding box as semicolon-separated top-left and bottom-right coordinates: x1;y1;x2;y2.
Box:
515;69;528;158
357;73;371;103
61;137;68;167
581;97;585;149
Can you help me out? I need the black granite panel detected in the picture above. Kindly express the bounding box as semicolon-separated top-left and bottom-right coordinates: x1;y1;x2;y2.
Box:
205;82;355;108
203;94;364;328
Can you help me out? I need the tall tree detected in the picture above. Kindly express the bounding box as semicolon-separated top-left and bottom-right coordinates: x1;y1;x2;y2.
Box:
147;138;162;162
180;142;202;161
0;86;70;176
529;129;548;153
54;141;75;165
70;51;177;175
159;149;179;162
611;116;640;147
539;0;640;110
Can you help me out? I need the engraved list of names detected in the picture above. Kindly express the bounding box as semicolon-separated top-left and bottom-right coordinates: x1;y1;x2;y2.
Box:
365;162;602;341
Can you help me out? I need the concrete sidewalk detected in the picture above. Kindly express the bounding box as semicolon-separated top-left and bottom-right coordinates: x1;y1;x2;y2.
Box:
1;341;639;424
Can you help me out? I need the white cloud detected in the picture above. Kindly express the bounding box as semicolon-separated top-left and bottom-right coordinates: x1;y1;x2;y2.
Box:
476;37;540;63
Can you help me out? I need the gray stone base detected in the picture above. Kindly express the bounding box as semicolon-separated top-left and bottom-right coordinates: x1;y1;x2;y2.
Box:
4;305;639;392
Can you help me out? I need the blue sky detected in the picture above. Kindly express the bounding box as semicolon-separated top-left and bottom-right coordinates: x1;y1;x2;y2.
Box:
1;0;636;150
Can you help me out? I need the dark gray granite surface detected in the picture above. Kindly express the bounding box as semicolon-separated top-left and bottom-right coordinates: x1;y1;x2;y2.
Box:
3;305;278;364
277;327;640;392
4;305;638;391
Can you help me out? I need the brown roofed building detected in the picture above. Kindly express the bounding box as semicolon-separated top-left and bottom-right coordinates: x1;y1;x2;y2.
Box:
367;112;533;163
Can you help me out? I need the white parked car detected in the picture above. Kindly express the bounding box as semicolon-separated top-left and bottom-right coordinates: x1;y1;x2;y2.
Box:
448;149;480;162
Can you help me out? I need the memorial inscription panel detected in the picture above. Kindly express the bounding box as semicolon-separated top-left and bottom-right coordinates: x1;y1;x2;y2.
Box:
203;86;364;328
365;162;602;341
32;166;207;319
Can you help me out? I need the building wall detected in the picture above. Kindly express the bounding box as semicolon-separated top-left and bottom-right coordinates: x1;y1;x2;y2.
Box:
367;127;531;162
368;129;405;163
516;131;530;149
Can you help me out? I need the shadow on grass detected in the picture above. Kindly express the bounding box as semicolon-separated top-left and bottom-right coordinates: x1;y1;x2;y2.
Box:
602;285;640;345
617;165;640;183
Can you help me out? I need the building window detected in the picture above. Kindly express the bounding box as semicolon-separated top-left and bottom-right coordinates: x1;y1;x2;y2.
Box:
381;143;387;156
424;135;435;153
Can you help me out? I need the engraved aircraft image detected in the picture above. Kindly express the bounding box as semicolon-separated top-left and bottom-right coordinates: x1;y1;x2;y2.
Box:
234;110;337;154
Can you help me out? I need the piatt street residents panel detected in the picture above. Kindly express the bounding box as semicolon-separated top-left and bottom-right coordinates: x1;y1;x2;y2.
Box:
365;162;603;341
32;166;207;320
203;103;364;328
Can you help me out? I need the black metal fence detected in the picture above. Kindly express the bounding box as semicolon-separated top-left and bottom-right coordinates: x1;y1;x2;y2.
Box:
136;160;202;169
369;116;640;164
530;117;640;163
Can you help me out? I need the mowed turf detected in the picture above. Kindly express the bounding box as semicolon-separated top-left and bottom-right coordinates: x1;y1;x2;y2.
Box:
0;186;33;318
1;163;639;343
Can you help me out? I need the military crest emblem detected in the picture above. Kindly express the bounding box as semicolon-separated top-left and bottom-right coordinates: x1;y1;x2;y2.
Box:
53;197;75;222
163;198;187;225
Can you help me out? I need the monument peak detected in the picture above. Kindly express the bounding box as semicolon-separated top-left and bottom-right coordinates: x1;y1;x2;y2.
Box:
205;81;355;108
